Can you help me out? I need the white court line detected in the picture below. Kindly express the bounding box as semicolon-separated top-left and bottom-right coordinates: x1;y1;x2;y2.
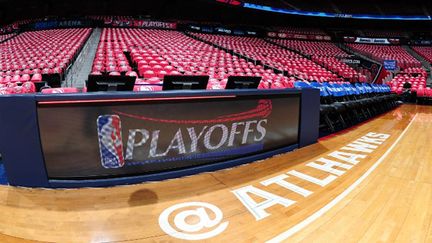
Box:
267;113;419;243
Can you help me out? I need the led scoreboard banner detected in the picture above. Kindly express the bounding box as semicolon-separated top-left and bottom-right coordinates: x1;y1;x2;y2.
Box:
242;2;432;20
0;89;320;188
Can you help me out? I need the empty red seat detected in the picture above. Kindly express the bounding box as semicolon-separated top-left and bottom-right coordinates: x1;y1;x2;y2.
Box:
109;71;121;76
157;70;167;78
143;70;156;79
90;71;102;76
11;75;21;82
119;66;130;72
31;73;42;82
41;87;79;94
146;77;162;84
22;82;36;93
20;74;30;82
417;88;425;97
126;71;138;77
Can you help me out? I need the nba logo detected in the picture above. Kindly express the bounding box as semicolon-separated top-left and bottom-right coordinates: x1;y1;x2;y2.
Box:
97;115;125;169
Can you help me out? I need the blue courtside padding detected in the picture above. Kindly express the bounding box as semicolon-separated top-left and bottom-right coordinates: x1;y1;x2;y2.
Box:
0;96;50;187
322;82;336;96
310;82;330;97
355;83;366;94
0;162;8;185
294;81;312;89
298;82;391;98
299;88;320;147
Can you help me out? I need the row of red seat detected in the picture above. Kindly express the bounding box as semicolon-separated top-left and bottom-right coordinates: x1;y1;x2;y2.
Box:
0;82;36;94
0;33;14;42
0;73;42;83
0;81;82;94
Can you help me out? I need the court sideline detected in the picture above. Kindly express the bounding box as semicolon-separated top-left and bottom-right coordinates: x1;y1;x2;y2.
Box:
0;104;430;242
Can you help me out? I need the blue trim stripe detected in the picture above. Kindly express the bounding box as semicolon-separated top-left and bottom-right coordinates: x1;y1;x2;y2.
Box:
243;3;432;21
126;143;264;166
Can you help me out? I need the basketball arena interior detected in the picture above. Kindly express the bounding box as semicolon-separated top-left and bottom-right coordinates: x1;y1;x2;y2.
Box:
0;0;432;242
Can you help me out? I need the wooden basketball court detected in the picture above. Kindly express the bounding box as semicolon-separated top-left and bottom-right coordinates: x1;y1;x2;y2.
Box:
0;104;431;242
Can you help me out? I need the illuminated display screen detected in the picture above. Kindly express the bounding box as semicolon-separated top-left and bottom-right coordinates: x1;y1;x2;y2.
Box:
216;0;242;6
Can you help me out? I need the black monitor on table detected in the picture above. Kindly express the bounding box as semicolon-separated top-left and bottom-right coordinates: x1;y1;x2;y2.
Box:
87;75;136;92
163;75;209;91
225;76;261;89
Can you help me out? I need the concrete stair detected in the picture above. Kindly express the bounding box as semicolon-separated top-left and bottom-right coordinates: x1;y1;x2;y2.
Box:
64;28;102;88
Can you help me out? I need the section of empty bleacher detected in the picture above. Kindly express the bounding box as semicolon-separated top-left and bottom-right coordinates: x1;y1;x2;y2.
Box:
270;39;368;82
411;46;432;63
190;33;341;82
347;43;421;69
91;28;295;90
0;28;92;88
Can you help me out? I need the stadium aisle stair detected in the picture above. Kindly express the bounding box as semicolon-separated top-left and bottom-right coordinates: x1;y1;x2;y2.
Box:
65;28;102;88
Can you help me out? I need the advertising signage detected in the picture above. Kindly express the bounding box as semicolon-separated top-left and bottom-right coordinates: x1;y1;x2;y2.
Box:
384;60;397;71
101;20;177;29
340;59;361;64
352;37;400;45
188;25;258;36
34;20;89;30
37;94;301;180
267;32;331;41
355;37;390;44
134;20;177;29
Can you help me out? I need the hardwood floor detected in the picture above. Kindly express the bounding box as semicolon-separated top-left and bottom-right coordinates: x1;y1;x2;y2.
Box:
0;104;431;242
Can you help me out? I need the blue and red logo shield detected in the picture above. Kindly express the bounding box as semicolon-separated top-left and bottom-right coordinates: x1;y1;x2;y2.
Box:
97;115;125;168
